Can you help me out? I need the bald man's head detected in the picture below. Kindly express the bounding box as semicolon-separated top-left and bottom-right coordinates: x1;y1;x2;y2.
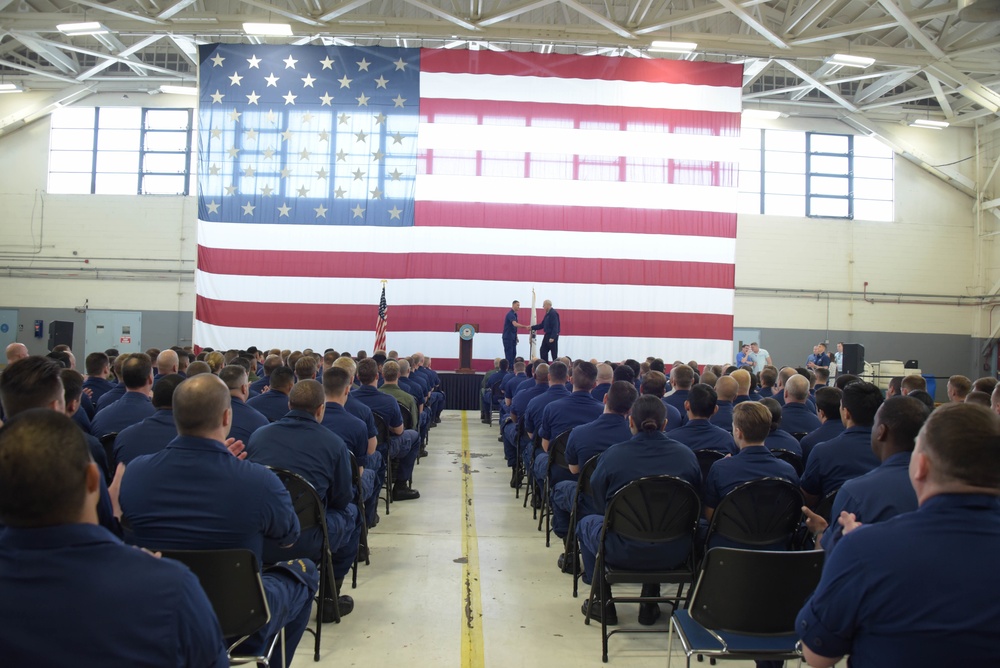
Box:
173;374;232;437
5;342;28;364
784;374;810;402
596;363;613;384
156;349;179;375
715;375;738;401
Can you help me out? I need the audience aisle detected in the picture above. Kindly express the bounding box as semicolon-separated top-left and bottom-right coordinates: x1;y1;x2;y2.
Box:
294;411;766;667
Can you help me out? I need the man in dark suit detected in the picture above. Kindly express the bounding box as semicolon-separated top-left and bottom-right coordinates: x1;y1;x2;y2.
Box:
531;299;561;362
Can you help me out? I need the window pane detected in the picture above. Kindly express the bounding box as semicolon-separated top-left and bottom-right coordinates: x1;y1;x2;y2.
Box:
740;128;762;149
765;174;805;196
854;157;893;179
764;194;804;216
764;130;805;152
810;155;849;174
579;156;620;182
96;151;140;173
98;107;141;129
97;129;140;151
142;153;187;173
740;148;761;171
854;199;893;222
738;170;760;193
142;174;187;195
144;131;189;152
144;109;190;130
764;151;804;173
49;150;93;172
48;172;92;194
738;191;762;214
854;136;892;158
427;149;476;176
51;107;96;129
529;153;573;180
854;178;892;200
809;197;850;218
50;129;95;151
95;173;138;194
809;133;850;154
810;175;850;197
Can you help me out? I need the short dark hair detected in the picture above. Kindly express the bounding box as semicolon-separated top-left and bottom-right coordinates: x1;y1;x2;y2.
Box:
761;397;782;431
289;379;325;413
263;355;283;376
887;376;902;394
548;361;568;383
733;402;772;443
0;409;91;527
760;368;777;387
878;396;930;452
907;389;935;410
631;395;666;432
152;374;185;409
649;359;665;373
186;360;211;377
841;381;884;427
920;402;1000;489
498;359;509;372
572;361;597;391
973;377;998;395
60;369;84;404
85;351;109;376
671;364;695;389
639;370;666;398
121;353;153;390
323;367;353;396
46;351;71;368
687;383;718;418
835;374;860;390
815;386;843;421
294;356;317;381
966;391;992;407
218;365;248;390
357;358;379;385
269;366;295;391
0;357;64;417
613;364;635;384
606;381;638;415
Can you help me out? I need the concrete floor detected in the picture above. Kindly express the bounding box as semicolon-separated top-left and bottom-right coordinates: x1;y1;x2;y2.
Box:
292;410;795;668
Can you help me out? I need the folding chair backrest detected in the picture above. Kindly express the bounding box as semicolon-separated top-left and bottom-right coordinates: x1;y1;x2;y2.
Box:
690;547;824;635
372;413;391;446
695;449;726;482
398;404;414;431
706;478;804;547
771;449;804;475
99;432;118;468
268;467;325;532
548;429;572;470
605;475;701;543
348;451;361;488
578;455;600;498
159;548;269;639
814;487;840;522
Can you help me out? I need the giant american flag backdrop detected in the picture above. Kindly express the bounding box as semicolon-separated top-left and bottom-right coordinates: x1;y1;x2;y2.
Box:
195;44;740;369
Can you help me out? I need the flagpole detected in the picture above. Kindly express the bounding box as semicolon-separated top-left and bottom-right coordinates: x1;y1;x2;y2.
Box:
529;287;537;360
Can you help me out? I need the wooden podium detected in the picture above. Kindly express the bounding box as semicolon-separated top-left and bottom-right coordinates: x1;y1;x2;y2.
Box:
455;323;478;373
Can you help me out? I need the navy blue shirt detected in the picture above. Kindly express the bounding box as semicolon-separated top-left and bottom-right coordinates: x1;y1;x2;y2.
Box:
539;390;604;442
503;309;518;339
249;374;270;395
660;399;684;433
523;384;570;436
591;431;701;514
321;401;370;469
806;352;830;368
531;308;560;338
113;409;178;467
709;400;734;432
345;394;378;439
669;419;738;456
591;383;611;403
800;419;845;465
72;405;92;432
352;384;404;429
510;379;547;422
91;392;155;437
83;376;116;405
820;451;917;550
246;389;291;423
765;428;803;457
663;389;690;425
95;382;126;411
0;523;228;667
797;494;1000;665
801;426;878;498
502;372;526;402
565;413;632;469
120;435;299;564
228;396;269;444
703;445;799;509
779;401;822;435
248;410;353;512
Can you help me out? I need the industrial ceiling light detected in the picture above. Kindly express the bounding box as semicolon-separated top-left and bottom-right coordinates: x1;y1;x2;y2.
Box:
909;118;949;129
0;82;23;93
242;22;293;36
828;53;876;68
742;109;784;120
57;21;110;36
649;40;698;54
159;85;198;95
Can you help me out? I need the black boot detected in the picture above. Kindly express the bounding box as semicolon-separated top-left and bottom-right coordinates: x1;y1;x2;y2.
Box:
392;481;420;501
638;583;661;626
581;583;617;626
322;578;354;623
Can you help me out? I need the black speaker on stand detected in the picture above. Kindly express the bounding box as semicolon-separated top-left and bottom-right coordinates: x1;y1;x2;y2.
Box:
842;343;865;375
48;321;74;350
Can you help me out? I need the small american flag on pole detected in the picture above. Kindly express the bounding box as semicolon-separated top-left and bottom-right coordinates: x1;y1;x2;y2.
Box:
374;281;388;352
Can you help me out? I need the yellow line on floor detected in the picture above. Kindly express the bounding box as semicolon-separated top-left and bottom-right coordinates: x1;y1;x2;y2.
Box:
460;411;486;668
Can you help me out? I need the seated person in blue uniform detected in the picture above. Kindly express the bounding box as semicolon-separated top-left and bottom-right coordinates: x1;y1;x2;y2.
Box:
577;396;701;627
760;398;804;458
757;367;777;398
636;370;683;433
522;361;571;467
113;373;184;467
533;361;604;490
702;401;800;549
60;368;111;481
812;367;830;394
710;375;737;431
247;365;295;423
502;363;549;486
730;368;760;404
248;379;361;621
499;360;527;424
412;353;444;424
552;380;637;567
0;410;229;667
483;359;509;419
664;364;695;426
250;354;283;395
219;365;269;445
591;363;613;403
0;356;121;535
153;349;179;382
778;374;822;435
480;358;503;422
397;359;430;442
800;381;883;508
799;386;845;464
322;367;381;527
82;351;115;406
668;383;738;456
772;367;818;413
91;353;156;438
95;353;130;412
803;395;928;551
352;358;421;501
120;373;318;661
798;403;1000;667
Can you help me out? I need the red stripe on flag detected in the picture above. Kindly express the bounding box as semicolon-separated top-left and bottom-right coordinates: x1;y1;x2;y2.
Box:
414;202;737;237
196;296;733;339
420;49;744;88
197;246;735;289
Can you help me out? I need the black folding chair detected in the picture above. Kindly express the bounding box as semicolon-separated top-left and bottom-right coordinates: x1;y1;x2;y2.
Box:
268;467;336;662
539;429;572;546
791;431;808;442
159;548;281;667
770;448;804;475
585;475;702;663
569;455;601;598
99;432;118;474
668;548;825;667
348;452;369;590
814;487;840;522
372;413;393;515
397;403;420;466
523;434;543;518
703;478;804;553
486;374;505;426
694;449;725;482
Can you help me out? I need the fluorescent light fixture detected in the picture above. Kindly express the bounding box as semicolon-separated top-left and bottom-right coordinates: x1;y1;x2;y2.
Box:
909;118;949;129
829;53;876;68
57;21;110;35
742;108;783;120
242;22;293;36
0;82;23;93
649;40;698;54
159;85;198;96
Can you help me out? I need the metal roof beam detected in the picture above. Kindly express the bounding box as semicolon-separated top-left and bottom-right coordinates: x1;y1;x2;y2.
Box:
559;0;635;39
776;58;858;111
318;0;374;22
399;0;479;30
716;0;789;49
478;0;557;27
876;0;947;59
789;5;955;45
634;0;770;34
